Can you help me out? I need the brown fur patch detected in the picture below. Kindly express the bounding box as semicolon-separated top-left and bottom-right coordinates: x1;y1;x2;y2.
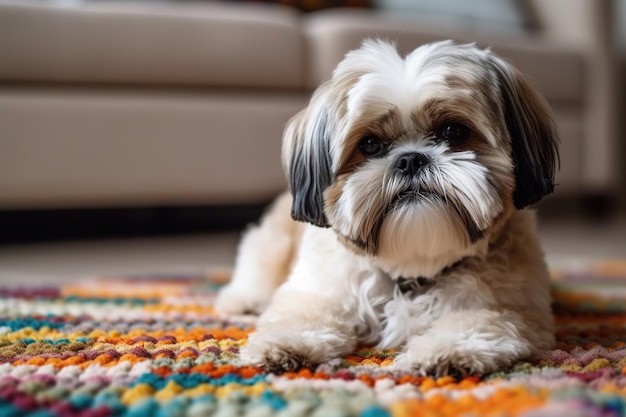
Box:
323;177;347;220
336;108;404;177
327;71;366;118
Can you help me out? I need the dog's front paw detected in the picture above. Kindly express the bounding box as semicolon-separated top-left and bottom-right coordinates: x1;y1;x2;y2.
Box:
393;348;477;380
242;345;313;374
392;334;516;379
393;351;484;380
241;324;355;373
392;311;537;379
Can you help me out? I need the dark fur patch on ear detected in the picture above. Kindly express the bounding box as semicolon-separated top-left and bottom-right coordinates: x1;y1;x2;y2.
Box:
288;109;333;228
492;60;560;209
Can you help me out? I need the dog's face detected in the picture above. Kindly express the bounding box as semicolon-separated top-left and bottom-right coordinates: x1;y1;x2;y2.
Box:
283;40;559;277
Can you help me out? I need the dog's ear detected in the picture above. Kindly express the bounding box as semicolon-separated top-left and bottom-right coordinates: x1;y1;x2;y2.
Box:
282;92;333;228
491;58;560;209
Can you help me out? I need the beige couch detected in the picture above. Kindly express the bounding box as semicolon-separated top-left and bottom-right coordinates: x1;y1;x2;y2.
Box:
0;0;617;210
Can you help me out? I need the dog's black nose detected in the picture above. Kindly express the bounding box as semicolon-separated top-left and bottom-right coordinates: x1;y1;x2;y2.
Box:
395;152;429;176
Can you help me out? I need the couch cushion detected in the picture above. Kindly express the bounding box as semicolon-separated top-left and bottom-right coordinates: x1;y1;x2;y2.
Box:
0;87;307;208
233;0;371;13
304;9;584;103
0;1;305;89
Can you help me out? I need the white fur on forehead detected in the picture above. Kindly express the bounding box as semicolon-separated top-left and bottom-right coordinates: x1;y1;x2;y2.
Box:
334;39;502;144
335;39;493;89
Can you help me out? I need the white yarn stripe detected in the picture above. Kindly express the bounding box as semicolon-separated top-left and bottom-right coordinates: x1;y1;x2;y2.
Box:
0;298;247;323
0;299;149;321
0;361;153;386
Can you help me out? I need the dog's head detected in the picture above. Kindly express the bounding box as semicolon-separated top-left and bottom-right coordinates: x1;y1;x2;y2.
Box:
283;40;559;277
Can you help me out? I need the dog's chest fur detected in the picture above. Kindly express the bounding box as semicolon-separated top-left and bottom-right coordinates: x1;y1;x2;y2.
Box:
351;264;494;349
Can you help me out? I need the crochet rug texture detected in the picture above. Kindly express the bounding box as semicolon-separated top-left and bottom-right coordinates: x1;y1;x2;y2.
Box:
1;261;626;417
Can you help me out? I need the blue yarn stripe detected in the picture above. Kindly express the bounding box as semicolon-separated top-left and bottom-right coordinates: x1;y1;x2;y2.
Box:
131;372;267;389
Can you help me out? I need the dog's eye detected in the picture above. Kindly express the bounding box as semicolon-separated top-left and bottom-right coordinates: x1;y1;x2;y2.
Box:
441;123;470;142
359;136;385;157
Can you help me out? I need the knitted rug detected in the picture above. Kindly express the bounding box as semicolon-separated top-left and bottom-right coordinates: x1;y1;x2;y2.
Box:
1;261;626;417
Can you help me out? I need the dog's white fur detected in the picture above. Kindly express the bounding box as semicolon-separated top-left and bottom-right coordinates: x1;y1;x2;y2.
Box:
215;40;558;377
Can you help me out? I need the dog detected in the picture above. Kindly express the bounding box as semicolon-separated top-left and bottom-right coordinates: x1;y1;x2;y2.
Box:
215;39;559;378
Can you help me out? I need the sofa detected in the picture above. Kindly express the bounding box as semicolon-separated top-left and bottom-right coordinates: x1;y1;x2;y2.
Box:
0;0;618;211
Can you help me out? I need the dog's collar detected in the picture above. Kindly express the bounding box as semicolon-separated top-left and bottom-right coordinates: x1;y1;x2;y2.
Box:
396;276;436;295
395;257;468;296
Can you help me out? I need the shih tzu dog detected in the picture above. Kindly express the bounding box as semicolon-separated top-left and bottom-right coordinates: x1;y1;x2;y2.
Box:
215;39;559;378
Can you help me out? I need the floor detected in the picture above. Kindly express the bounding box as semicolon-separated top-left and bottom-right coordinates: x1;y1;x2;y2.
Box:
0;212;625;287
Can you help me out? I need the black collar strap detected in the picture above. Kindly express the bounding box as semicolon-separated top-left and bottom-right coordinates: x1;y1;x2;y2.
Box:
396;276;435;296
396;257;468;296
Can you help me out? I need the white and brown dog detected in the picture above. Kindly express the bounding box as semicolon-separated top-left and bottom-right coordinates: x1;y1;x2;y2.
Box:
216;40;559;378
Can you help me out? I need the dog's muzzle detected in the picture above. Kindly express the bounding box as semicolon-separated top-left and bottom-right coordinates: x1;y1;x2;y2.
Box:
394;152;430;177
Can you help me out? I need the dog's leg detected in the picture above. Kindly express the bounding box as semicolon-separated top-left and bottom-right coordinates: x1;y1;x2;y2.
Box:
240;226;362;372
240;286;358;372
215;192;302;315
393;309;554;378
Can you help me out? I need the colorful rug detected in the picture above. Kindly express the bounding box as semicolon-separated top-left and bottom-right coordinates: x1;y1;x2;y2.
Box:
1;262;626;417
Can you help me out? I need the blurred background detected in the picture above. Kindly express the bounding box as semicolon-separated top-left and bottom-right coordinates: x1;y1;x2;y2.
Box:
0;0;624;283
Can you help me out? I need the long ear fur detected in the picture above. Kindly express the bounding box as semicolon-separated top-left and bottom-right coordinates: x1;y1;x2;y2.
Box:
491;58;560;209
282;91;333;227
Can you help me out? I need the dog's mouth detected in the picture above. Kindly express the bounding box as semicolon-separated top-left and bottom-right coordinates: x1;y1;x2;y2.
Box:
384;185;486;246
394;187;439;205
